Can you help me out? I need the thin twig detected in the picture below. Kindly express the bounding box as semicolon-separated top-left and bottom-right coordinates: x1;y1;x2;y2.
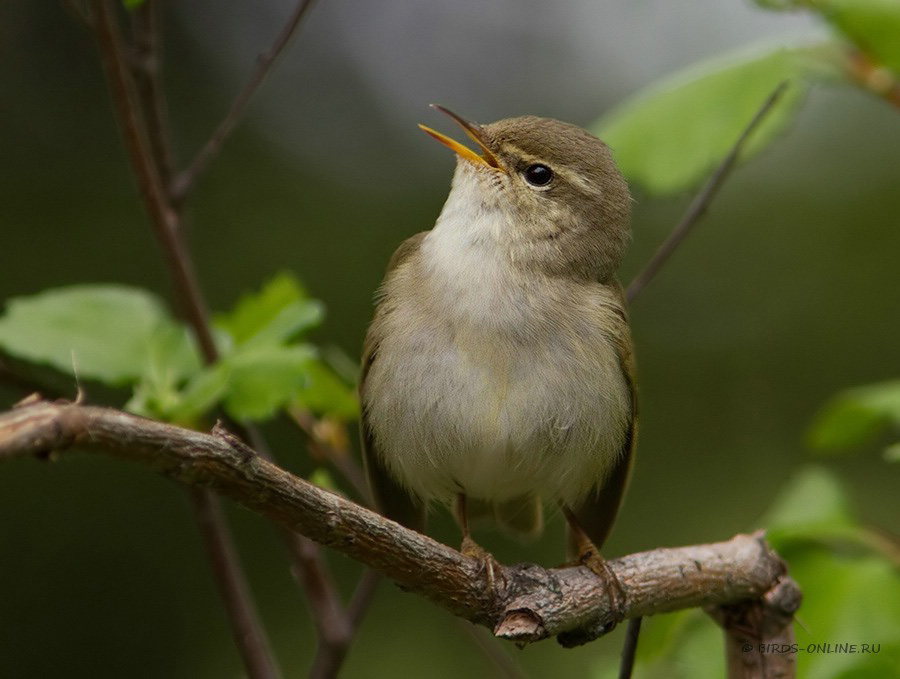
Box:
90;0;218;363
286;532;351;644
91;2;375;673
308;568;382;679
240;417;363;675
90;4;278;677
171;0;318;201
626;81;790;303
0;358;356;668
618;617;642;679
0;400;801;674
187;487;280;679
130;0;177;187
346;569;382;629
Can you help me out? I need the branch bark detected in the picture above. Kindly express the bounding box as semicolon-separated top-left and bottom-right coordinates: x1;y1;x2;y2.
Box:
0;399;800;664
91;0;218;362
170;0;319;201
90;5;280;676
85;2;376;673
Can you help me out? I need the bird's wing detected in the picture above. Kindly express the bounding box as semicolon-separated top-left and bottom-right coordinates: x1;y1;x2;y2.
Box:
567;279;637;550
358;232;428;532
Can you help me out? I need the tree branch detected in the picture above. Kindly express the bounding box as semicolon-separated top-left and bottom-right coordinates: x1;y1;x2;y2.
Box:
0;399;800;663
91;0;218;363
170;0;319;201
710;576;801;678
626;81;789;304
130;0;177;187
89;7;279;674
88;4;374;673
185;486;280;679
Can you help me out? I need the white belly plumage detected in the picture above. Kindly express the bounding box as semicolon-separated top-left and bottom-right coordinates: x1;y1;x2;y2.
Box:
365;315;630;507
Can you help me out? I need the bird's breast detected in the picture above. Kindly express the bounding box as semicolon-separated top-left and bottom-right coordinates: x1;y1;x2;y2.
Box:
363;237;631;507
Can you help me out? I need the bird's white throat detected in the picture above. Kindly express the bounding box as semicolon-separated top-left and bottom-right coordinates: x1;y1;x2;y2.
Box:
420;164;530;330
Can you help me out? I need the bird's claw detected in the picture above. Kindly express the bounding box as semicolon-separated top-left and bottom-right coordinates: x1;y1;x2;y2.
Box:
579;548;626;624
461;536;505;591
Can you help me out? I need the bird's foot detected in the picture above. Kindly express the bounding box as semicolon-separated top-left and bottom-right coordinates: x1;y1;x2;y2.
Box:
577;547;626;626
460;536;505;591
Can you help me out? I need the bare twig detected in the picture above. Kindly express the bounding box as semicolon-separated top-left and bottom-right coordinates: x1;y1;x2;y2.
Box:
73;0;372;674
618;617;642;679
626;81;790;303
90;0;218;363
0;400;800;668
238;414;364;677
90;3;375;673
346;569;382;629
171;0;319;201
186;487;280;679
284;531;351;643
90;5;278;677
130;0;177;186
308;568;383;679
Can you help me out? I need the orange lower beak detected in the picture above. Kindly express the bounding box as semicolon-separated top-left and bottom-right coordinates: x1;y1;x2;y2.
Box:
419;105;503;171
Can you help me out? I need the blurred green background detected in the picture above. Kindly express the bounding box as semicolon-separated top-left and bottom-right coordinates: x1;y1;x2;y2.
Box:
1;1;898;677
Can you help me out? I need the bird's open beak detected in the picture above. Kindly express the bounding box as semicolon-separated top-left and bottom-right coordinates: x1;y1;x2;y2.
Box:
418;105;503;171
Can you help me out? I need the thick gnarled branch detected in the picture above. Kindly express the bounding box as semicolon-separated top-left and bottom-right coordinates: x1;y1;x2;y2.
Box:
0;399;799;658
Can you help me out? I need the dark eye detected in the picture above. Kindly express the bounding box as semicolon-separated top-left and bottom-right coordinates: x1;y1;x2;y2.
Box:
523;163;553;187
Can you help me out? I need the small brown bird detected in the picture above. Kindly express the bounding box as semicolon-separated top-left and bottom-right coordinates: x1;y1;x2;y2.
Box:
360;106;636;587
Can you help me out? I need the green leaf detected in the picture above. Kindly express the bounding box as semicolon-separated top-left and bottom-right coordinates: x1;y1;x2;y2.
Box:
158;363;231;424
161;346;358;423
790;550;900;678
818;0;900;74
0;285;176;386
126;323;203;419
216;272;323;348
594;466;900;678
761;466;858;549
219;344;318;421
592;43;831;195
290;357;359;419
808;380;900;453
590;610;724;679
761;466;900;563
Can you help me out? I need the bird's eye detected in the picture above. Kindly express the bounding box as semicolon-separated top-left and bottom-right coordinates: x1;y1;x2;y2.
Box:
523;163;553;187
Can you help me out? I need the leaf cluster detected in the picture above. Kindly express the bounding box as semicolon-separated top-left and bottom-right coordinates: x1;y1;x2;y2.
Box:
0;273;357;427
593;0;900;194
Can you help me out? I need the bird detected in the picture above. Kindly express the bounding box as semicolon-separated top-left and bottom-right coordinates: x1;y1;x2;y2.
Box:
359;105;636;595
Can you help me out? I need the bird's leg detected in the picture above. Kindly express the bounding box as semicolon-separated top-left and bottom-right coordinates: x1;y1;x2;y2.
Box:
562;506;626;624
455;493;503;589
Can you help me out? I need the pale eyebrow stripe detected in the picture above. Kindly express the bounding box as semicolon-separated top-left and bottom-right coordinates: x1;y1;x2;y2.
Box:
503;143;604;198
